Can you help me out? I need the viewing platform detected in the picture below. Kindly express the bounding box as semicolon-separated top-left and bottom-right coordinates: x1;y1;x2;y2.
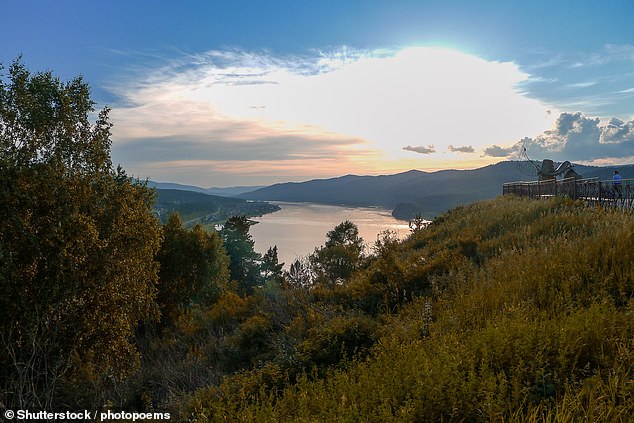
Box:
503;177;634;209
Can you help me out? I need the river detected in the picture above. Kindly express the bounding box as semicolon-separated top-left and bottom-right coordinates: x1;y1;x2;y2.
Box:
250;202;411;267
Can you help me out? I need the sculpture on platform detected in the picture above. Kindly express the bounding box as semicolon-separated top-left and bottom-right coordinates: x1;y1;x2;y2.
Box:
536;159;581;181
517;140;582;181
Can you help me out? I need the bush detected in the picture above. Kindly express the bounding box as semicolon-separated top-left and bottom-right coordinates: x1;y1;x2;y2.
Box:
181;197;634;421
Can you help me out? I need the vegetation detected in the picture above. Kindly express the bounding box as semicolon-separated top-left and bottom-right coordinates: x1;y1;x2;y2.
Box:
183;196;634;422
156;214;229;324
310;220;365;285
220;216;264;294
0;60;162;409
4;61;634;422
154;188;279;227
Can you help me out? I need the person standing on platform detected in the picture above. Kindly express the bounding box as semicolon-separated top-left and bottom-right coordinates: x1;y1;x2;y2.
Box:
613;170;623;198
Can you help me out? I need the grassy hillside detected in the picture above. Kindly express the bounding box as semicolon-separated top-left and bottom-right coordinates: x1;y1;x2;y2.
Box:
185;196;634;422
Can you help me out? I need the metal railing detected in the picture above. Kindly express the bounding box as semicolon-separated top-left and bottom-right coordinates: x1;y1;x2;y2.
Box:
503;177;634;209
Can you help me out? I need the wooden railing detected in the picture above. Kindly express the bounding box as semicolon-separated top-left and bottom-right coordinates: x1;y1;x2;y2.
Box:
503;177;634;209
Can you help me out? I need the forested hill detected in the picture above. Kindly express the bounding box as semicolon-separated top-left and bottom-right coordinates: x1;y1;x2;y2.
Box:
148;181;263;197
240;161;634;218
153;189;279;225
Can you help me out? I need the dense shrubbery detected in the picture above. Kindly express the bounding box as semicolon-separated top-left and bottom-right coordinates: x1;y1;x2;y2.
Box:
0;60;162;409
184;196;634;422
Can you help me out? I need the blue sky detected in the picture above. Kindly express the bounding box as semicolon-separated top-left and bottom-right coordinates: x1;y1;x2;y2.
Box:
3;1;634;186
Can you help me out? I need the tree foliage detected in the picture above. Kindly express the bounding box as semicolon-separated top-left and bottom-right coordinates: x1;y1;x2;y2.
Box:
0;60;162;408
261;246;284;283
220;215;262;293
0;59;111;172
310;220;364;285
156;214;230;324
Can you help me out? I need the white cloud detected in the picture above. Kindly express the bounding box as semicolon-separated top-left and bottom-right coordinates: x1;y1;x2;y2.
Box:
567;81;597;88
604;44;634;62
484;112;634;164
108;46;556;184
600;118;634;144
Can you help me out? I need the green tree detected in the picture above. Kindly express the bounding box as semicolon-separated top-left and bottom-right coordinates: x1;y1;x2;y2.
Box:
261;246;284;283
220;215;262;293
310;220;364;285
156;214;230;323
0;60;162;408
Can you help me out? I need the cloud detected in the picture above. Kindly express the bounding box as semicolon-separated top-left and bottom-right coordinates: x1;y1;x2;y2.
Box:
600;118;634;144
566;81;597;88
112;133;368;163
403;145;435;154
604;44;634;62
483;112;634;164
106;46;554;185
448;145;475;153
483;145;516;157
517;44;634;118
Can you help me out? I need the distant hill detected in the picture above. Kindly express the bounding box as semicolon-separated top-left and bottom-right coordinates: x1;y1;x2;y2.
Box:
148;181;263;197
154;189;279;226
148;181;209;194
240;161;634;219
205;186;265;197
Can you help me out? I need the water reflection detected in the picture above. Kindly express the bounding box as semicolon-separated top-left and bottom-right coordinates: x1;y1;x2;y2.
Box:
250;202;410;267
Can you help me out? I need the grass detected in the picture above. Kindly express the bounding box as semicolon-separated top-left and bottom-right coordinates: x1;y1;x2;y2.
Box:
184;196;634;422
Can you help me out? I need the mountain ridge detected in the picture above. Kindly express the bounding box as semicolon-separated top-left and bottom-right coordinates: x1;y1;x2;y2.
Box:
239;161;634;218
148;181;264;197
149;161;634;219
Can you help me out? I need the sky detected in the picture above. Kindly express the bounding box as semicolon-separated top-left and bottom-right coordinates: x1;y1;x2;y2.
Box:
2;1;634;186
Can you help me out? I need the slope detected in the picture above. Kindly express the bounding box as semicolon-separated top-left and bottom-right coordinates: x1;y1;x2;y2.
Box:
186;195;634;422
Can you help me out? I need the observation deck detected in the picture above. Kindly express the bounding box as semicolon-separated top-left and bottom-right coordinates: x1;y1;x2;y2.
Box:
503;177;634;209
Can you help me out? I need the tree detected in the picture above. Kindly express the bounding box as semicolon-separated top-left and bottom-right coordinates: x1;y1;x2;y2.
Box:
286;258;313;288
310;220;364;285
220;215;262;293
0;60;162;408
261;246;284;284
156;214;229;323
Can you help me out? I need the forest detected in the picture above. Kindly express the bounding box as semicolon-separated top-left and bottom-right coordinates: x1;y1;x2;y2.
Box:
153;188;279;227
2;62;634;422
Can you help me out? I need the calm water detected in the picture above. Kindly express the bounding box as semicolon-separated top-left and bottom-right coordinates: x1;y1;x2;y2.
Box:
250;202;410;267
